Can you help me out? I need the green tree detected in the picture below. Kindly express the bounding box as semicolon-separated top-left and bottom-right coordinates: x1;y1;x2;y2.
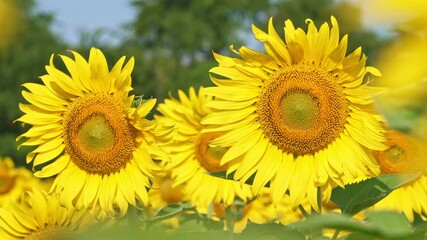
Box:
0;0;66;163
126;0;388;101
126;0;272;100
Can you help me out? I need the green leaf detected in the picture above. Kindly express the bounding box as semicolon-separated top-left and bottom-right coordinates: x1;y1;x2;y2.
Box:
237;223;305;240
414;222;427;236
290;213;377;236
330;173;420;216
149;202;195;221
149;204;185;221
312;236;332;240
167;230;234;240
343;233;379;240
290;212;422;240
365;211;412;238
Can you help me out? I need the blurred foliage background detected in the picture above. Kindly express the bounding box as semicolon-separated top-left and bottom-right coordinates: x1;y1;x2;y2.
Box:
0;0;395;164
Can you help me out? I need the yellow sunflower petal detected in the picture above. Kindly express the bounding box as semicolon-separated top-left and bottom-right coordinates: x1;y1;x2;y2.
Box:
89;48;110;93
32;145;64;167
252;17;292;65
0;209;27;236
117;169;136;206
34;155;70;178
234;136;269;180
59;167;87;207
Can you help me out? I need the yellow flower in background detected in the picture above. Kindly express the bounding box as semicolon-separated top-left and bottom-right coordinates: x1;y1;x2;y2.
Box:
375;38;427;91
373;130;427;175
211;193;277;234
145;175;190;230
16;48;170;216
0;157;48;207
362;1;427;126
146;175;186;218
208;188;308;233
202;16;387;210
155;87;252;208
233;189;307;233
0;0;23;53
373;38;427;114
0;188;96;240
371;130;427;221
275;196;309;226
362;0;427;34
377;175;427;221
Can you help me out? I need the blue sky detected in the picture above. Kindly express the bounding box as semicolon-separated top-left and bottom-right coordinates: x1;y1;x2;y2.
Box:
35;1;394;46
36;0;135;45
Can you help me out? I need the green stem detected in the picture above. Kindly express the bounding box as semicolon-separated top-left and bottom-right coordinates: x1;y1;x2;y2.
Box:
317;186;322;214
298;204;310;218
331;229;341;240
224;206;235;232
127;206;139;228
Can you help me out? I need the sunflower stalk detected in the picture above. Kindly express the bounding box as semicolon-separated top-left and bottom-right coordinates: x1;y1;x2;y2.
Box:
317;186;322;214
331;229;341;240
224;206;235;232
127;206;140;229
224;204;243;233
308;187;324;239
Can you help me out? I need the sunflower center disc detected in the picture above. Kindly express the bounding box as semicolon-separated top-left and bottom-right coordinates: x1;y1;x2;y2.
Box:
24;226;71;240
280;91;319;130
373;131;419;174
385;147;405;164
375;145;408;174
64;95;135;175
195;132;228;172
257;65;348;155
78;115;115;153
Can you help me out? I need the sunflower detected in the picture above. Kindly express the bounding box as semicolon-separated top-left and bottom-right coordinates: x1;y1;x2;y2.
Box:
16;48;170;216
370;130;427;221
202;16;387;210
155;87;252;208
209;190;276;234
144;174;192;230
148;175;186;212
208;188;308;233
232;189;302;233
0;188;96;240
0;157;48;206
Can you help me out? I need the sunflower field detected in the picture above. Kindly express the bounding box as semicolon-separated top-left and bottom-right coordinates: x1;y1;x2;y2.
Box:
1;0;427;239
